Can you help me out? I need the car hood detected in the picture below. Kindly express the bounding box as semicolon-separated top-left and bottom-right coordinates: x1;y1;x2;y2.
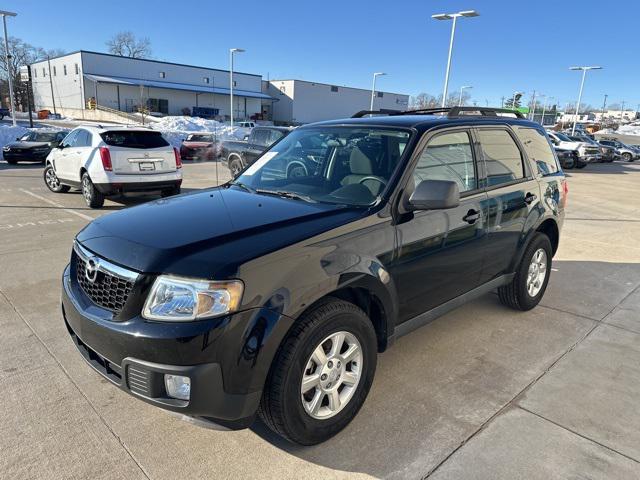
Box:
76;186;365;279
6;141;51;149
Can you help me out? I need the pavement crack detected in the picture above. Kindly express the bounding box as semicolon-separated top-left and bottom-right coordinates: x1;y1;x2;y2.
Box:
0;287;152;480
518;406;640;465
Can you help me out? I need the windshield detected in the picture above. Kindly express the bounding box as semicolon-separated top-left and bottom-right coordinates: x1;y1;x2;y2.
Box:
555;132;572;142
233;126;411;206
186;134;213;142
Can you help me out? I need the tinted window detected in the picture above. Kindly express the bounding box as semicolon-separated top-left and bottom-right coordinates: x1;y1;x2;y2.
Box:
62;130;79;148
268;129;285;144
75;130;92;147
100;131;169;149
413;131;476;193
252;129;271;147
477;129;524;187
186;134;213;142
514;127;559;176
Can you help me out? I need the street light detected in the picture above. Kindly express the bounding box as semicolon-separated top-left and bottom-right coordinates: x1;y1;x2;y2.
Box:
229;48;245;128
511;91;523;109
0;10;17;126
458;85;472;106
432;10;479;108
569;65;602;135
531;93;544;122
370;72;386;111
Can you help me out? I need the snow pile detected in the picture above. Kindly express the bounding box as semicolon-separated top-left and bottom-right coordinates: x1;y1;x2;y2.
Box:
148;116;250;149
614;124;640;136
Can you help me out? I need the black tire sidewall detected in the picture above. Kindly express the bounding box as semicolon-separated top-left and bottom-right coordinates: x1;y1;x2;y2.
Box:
516;234;553;310
279;307;377;445
229;158;242;177
82;173;104;208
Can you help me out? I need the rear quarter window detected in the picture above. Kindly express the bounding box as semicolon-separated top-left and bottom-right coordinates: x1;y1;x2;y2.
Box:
514;127;559;176
101;131;169;149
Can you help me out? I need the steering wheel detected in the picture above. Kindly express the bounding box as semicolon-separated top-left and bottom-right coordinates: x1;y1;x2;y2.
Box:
357;176;387;189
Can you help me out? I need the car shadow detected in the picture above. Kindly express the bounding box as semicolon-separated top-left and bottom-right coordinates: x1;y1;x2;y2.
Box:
566;161;638;175
247;260;640;479
0;160;45;171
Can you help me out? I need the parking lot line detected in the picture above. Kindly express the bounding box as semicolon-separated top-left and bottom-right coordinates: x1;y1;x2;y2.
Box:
19;189;94;221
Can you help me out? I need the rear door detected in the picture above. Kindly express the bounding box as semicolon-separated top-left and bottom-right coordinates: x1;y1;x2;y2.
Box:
100;130;176;175
474;126;541;283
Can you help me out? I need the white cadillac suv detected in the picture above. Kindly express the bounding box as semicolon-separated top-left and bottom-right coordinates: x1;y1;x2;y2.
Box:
43;125;182;208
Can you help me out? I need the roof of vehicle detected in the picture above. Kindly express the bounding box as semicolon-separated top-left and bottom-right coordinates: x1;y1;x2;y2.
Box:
71;124;159;133
308;107;544;133
253;126;293;132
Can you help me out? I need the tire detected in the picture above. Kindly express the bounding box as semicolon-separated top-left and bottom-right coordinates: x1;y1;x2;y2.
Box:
561;157;575;170
6;158;17;165
259;298;377;445
229;156;243;178
498;233;553;311
161;186;181;197
575;161;587;169
81;172;104;208
622;152;632;162
43;164;70;193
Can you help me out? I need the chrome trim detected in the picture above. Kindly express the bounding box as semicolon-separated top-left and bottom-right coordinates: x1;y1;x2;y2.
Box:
73;241;140;282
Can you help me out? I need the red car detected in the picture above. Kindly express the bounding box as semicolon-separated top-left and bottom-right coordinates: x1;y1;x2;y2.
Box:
180;133;216;160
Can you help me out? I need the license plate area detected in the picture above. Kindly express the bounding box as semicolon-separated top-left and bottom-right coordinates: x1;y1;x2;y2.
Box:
138;162;156;171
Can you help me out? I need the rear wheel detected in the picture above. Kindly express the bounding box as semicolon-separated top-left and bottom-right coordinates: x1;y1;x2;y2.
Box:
498;233;552;311
5;158;17;165
43;165;70;193
81;172;104;208
229;156;243;178
259;299;377;445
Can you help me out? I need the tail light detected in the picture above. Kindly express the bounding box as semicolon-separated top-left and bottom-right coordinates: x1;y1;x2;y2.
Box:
174;147;182;169
99;147;112;171
560;179;568;208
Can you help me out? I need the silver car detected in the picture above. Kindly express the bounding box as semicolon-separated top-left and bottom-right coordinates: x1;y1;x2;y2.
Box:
598;139;639;162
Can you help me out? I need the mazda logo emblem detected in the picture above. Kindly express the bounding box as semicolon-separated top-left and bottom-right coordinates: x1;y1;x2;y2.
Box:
85;257;100;283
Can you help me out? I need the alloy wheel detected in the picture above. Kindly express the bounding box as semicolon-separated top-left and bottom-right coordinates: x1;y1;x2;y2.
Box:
526;248;547;297
82;176;92;203
45;167;60;190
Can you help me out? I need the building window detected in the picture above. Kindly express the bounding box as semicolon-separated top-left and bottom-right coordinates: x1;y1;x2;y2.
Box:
377;91;383;98
33;69;37;78
159;71;166;78
63;65;67;75
203;77;210;84
75;63;79;74
233;80;237;87
53;66;57;76
42;68;46;77
279;86;286;94
331;86;339;92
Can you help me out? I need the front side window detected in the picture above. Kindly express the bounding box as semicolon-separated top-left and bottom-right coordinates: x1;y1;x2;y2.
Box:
61;130;79;148
514;127;559;176
74;130;92;147
252;129;270;147
477;129;524;187
235;127;411;206
413;131;476;193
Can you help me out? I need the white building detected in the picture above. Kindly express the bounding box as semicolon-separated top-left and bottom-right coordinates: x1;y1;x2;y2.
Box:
592;110;639;122
264;79;410;125
29;50;271;120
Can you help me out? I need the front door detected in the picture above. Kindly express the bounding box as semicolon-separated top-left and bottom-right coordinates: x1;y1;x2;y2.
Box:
390;129;488;323
54;130;79;182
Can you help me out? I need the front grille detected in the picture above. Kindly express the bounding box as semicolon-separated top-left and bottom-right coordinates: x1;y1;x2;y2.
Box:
74;244;138;314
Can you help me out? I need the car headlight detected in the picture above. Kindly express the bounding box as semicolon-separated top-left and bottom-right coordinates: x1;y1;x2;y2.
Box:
2;146;10;151
142;275;243;321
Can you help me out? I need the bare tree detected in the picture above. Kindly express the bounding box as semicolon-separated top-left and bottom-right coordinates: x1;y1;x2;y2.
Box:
106;31;152;58
409;92;439;109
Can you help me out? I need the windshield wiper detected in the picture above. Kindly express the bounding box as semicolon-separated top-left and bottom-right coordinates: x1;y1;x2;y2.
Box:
230;181;256;194
255;189;316;203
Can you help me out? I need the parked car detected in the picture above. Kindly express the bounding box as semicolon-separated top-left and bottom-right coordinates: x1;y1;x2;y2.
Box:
221;126;292;177
554;147;583;169
236;121;256;129
61;107;566;445
180;133;216;161
568;135;615;162
598;139;639;162
3;130;67;164
546;130;601;164
43;126;182;208
0;107;9;120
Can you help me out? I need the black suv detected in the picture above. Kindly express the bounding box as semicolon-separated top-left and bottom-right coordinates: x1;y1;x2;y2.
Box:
62;107;566;445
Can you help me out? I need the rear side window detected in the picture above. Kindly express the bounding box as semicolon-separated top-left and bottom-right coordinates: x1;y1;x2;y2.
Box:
251;129;270;147
413;131;477;193
101;131;169;149
514;127;559;176
476;129;524;187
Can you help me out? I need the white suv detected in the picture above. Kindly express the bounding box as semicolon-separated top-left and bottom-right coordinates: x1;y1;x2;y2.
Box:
43;125;182;208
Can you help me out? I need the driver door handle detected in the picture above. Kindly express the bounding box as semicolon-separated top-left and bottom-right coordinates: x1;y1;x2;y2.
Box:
524;192;537;204
463;209;481;224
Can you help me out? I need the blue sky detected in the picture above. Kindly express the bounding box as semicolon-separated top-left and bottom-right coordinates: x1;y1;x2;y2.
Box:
6;0;638;110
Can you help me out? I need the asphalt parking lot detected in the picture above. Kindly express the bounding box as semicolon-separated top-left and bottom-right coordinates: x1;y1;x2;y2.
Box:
1;158;640;479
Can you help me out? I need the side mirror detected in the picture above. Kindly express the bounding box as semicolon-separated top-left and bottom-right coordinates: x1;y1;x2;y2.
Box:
15;137;20;141
408;179;460;211
57;143;65;149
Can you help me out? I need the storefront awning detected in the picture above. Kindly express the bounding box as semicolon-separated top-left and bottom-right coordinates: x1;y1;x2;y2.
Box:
84;73;274;100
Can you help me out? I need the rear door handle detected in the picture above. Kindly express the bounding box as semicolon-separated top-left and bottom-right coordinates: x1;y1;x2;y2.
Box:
524;193;537;204
463;209;480;224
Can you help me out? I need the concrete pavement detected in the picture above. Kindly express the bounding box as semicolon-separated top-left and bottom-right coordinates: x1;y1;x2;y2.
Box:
1;158;639;479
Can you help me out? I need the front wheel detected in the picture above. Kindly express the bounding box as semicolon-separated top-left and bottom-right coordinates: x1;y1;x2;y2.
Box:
81;172;104;208
622;152;633;162
498;233;552;311
229;157;243;178
259;299;377;445
43;165;70;193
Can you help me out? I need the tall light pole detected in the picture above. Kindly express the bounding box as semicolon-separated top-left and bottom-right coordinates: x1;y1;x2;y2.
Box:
540;96;553;125
601;94;608;123
370;72;386;111
570;66;602;135
432;10;479;108
511;91;523;109
529;91;537;120
458;85;472;106
229;48;245;128
1;10;17;126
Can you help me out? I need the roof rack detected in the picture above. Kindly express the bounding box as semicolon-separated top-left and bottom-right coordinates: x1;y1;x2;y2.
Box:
352;107;525;119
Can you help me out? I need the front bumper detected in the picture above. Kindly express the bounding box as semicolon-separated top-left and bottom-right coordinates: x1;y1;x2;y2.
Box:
61;263;265;429
3;150;50;161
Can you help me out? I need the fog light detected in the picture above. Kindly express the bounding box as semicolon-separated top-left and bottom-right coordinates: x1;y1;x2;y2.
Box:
164;374;191;400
